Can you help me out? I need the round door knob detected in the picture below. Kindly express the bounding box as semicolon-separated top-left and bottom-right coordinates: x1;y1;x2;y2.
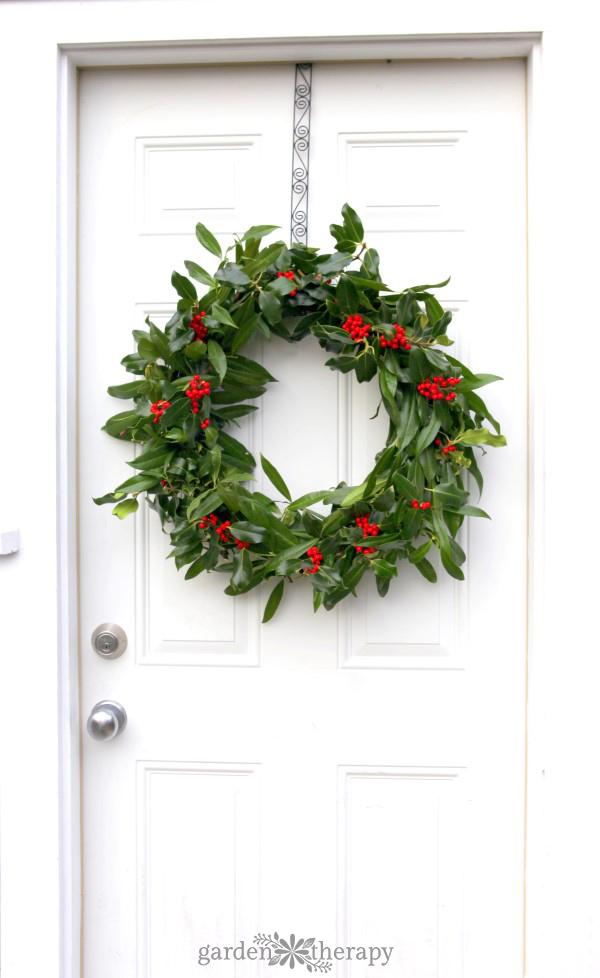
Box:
87;700;127;741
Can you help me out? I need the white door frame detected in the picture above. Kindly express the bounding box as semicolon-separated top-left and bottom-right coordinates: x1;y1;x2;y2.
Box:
59;34;541;978
4;10;588;978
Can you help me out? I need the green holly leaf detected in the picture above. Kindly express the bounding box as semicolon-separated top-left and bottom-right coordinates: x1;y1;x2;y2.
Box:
341;202;364;242
429;482;469;510
215;263;251;286
455;374;503;393
317;252;355;275
183;340;207;359
262;579;285;623
184;260;215;288
371;559;397;580
211;303;237;329
355;351;377;383
185;555;206;580
361;247;380;278
106;380;150;400
245;241;286;276
407;276;451;291
195;221;222;258
336;276;359;314
414;557;437;582
414;415;441;457
171;271;198;302
112;497;139;519
93;491;125;506
408;348;430;383
260;454;292;501
392;473;419;500
458;427;507;447
287;490;331;512
242;224;280;242
187;489;222;520
231;547;253;589
379;367;398;407
114;473;161;493
258;291;282;325
408;539;432;563
229;522;267;543
456;505;490;518
441;550;465;580
261;539;318;574
343;275;391;291
207;339;227;381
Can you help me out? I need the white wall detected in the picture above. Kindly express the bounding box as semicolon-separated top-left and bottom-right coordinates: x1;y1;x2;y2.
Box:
0;3;598;977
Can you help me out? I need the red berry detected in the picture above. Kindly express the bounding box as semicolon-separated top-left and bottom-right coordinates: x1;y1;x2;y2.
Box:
341;313;371;343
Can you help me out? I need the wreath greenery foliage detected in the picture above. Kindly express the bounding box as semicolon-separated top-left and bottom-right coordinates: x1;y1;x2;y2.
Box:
95;204;506;622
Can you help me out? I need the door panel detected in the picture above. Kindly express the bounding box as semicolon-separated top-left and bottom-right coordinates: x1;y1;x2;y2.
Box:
79;59;527;978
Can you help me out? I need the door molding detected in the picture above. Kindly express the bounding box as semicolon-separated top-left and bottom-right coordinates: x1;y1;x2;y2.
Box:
38;28;545;978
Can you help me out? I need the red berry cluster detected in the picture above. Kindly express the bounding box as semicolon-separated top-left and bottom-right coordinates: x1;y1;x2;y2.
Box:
190;311;207;341
200;418;210;430
186;375;211;413
417;376;461;402
150;399;171;423
411;500;431;510
197;513;248;549
342;314;371;342
355;514;380;555
380;323;411;351
277;269;297;296
305;546;323;574
198;513;219;531
435;438;457;456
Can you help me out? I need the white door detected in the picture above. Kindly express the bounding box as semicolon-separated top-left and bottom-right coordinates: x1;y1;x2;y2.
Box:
78;59;527;978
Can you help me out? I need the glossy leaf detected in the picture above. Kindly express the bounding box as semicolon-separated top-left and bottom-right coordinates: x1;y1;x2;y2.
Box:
231;547;253;590
171;271;197;302
195;222;222;258
258;290;282;325
414;557;437;583
243;224;280;242
229;521;267;543
184;260;215;288
341;202;364;242
211;303;237;329
459;427;507;447
317;252;355;275
183;340;207;359
112;497;139;519
262;579;285;623
343;275;391;291
287;490;331;512
114;473;161;493
260;454;292;501
207;340;227;381
215;263;251;286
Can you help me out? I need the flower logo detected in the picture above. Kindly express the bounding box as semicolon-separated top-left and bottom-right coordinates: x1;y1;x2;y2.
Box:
253;933;332;972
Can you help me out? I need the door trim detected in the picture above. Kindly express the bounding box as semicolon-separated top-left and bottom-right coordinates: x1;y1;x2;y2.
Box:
54;32;542;978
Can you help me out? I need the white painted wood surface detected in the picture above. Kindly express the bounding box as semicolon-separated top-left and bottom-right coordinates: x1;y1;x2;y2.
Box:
78;59;527;977
3;6;600;978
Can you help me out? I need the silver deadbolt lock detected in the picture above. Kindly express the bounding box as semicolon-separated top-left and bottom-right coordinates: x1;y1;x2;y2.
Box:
91;623;127;659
